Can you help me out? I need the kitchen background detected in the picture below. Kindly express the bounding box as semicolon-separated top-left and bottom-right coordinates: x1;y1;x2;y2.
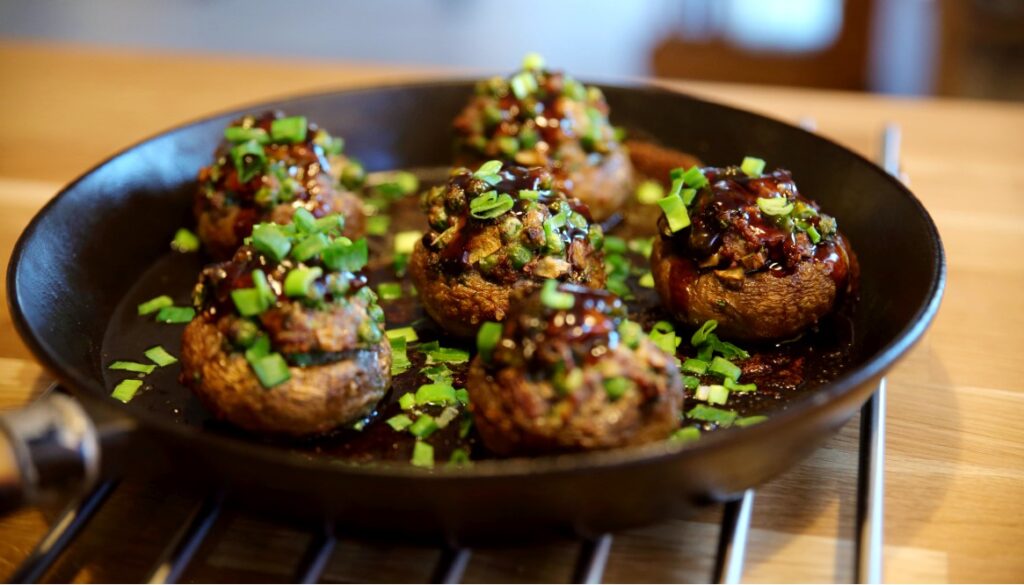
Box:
1;0;1022;102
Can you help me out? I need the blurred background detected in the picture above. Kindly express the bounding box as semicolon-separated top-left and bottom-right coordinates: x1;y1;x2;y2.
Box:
1;0;1022;102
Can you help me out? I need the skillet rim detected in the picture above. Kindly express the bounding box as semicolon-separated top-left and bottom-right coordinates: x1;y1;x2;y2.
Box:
6;78;946;479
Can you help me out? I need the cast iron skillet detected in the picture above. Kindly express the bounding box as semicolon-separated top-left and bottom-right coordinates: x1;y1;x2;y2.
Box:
1;80;944;543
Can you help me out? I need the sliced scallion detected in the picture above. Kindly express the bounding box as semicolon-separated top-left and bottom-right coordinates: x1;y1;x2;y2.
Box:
736;415;768;427
603;377;634;400
293;207;317;233
636;180;664;205
681;358;708;375
393;231;421;255
757;197;794;217
269;115;308;143
707;384;730;405
411;440;434;468
476;321;502;364
709;356;742;381
386;327;419;343
409;415;439;438
111;379;143;403
469;191;515;220
522;52;545;70
415;382;457;406
690;320;719;347
540;279;574;310
224;126;269;144
724;378;757;392
638;272;655;288
137;295;173;316
681;166;708;189
687;404;738;427
425;346;470;365
386;414;414;431
378;282;402;301
366;215;390;236
474;160;503;177
398;392;416;410
322;238;368;273
658;193;691;232
171;228;200;253
249;352;291;388
155;306;195;324
448;448;471;466
231;288;267;317
670;426;701;444
741;156;766;178
284;266;323;298
251;224;291;261
144;346;178;367
109;360;156;375
421;364;453;384
230;140;266;183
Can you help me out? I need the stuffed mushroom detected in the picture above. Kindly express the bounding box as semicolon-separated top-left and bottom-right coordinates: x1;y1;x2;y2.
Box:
409;161;606;337
466;282;684;455
180;211;390;436
195;111;366;259
452;54;634;221
650;159;857;342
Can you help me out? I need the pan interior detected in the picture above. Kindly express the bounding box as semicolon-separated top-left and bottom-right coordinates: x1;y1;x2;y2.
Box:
11;81;942;468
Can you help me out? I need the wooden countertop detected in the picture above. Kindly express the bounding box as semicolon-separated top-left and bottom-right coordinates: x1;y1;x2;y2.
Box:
0;41;1022;583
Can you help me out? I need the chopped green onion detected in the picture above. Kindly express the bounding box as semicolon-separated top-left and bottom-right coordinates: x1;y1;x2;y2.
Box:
108;360;155;375
224;126;269;144
714;339;750;360
398;393;416;411
687;404;738;427
341;160;366;189
269;116;308;143
231;288;266;316
386;414;414;431
603;377;634;400
690;320;719;347
724;378;757;392
469;191;515;220
394;231;421;255
476;321;503;364
518;189;540;201
628;237;654;258
322;238;368;273
111;379;143;403
709;356;742;381
378;282;402;301
649;321;681;355
425;346;470;365
604;236;627;254
249;352;291;388
137;295;173;316
707;384;730;405
510;72;537;99
411;440;434;468
605;278;631;300
386;327;419;343
680;188;697;206
683;375;700;391
230;140;266;183
283;266;323;298
313;129;344;155
421;364;453;384
736;415;768;427
658;193;691;232
522;52;545;70
617;319;643;349
757;197;794;217
170;228;200;253
636;180;664;205
540;279;574;310
293;207;317;233
252;269;275;305
497;136;519;155
681;358;708;375
244;334;270;362
155;306;195;324
455;388;470;405
409;415;439;438
448;448;471;467
680;166;708;189
251;224;291;261
415;382;457;406
366;215;390;236
670;426;701;444
144;346;178;367
804;224;822;244
741;156;766;177
391;336;411;376
638;272;655;288
473;160;503;177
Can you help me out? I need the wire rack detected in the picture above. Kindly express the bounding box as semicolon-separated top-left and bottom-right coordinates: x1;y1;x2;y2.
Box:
6;126;902;585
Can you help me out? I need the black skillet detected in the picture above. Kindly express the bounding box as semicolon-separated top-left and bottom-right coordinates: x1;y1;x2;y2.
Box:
1;80;944;542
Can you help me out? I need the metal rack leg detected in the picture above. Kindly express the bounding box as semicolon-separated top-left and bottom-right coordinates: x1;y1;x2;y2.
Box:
146;493;224;584
573;534;613;584
714;489;755;584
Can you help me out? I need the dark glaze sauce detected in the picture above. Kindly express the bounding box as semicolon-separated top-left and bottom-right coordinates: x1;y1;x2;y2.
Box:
491;285;624;377
103;147;857;465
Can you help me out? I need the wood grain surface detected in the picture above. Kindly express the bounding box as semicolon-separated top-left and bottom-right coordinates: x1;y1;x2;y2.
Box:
0;41;1021;583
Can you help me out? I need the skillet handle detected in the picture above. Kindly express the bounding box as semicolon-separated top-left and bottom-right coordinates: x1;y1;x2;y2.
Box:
0;394;99;514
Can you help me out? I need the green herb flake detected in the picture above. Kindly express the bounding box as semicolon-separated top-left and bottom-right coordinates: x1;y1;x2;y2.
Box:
108;360;156;375
170;228;200;252
111;379;143;403
144;346;178;367
411;440;434;468
137;295;174;316
155;306;195;324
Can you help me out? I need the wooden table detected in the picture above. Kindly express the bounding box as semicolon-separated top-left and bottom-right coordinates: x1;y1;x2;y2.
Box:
0;41;1022;583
